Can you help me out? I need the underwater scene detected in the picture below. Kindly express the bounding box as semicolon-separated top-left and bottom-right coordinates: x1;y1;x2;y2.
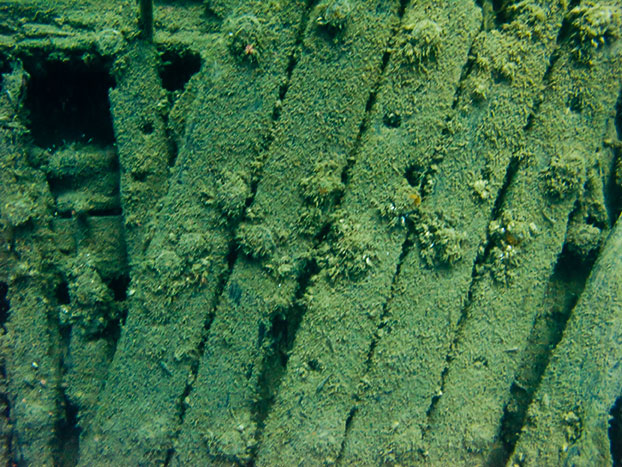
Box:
0;0;622;465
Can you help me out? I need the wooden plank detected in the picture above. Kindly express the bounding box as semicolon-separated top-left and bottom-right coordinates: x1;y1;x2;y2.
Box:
257;1;481;464
77;2;309;465
422;2;622;464
171;1;402;464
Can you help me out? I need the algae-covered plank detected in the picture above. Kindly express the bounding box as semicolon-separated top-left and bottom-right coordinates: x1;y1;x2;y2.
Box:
112;0;240;264
0;65;61;466
77;2;309;465
53;215;127;442
171;1;402;464
422;3;622;464
337;1;570;464
256;1;481;465
55;12;169;445
510;219;622;465
0;0;135;33
109;40;174;265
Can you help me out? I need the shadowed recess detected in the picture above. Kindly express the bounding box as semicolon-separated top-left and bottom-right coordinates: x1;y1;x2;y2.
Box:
0;282;8;331
24;54;115;148
157;48;202;92
610;395;622;466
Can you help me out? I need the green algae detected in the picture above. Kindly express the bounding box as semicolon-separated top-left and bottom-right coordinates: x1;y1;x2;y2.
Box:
0;0;621;466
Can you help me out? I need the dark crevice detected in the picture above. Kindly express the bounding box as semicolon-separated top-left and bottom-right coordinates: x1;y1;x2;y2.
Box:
0;282;9;332
475;0;521;29
405;163;434;196
0;387;11;465
100;313;124;344
158;48;202;93
55;281;71;306
382;109;401;128
425;270;477;422
139;0;154;41
449;1;487;110
24;51;121;259
251;0;318;198
92;227;129;353
490;0;506;23
335;407;357;464
339;0;406;193
523;25;565;131
140;120;154;135
87;208;123;217
250;259;319;461
106;275;130;302
166;130;179;168
23;53;115;149
396;0;409;19
610;395;622;466
55;387;80;467
451;54;477;110
51;277;77;467
157;46;202;169
0;281;10;462
492;0;523;27
339;49;390;191
365;236;412;370
270;46;301;122
523;52;559;130
555;0;582;46
492;216;593;466
0;54;10;77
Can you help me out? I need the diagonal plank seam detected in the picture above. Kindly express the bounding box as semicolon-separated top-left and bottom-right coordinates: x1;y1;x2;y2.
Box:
421;0;570;439
252;2;413;460
162;3;319;465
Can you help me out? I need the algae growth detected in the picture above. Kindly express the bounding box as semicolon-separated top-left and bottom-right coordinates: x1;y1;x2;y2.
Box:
0;0;622;466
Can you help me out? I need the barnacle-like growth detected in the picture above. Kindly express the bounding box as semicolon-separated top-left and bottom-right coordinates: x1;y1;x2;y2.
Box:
471;30;519;83
488;211;533;249
543;150;585;199
566;3;621;61
378;179;421;228
471;179;491;201
485;210;536;284
415;211;466;266
301;160;344;208
396;19;442;69
503;1;548;39
236;222;276;259
62;258;119;336
224;14;264;63
152;248;184;281
315;0;352;33
216;170;250;220
565;221;602;262
319;214;376;280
